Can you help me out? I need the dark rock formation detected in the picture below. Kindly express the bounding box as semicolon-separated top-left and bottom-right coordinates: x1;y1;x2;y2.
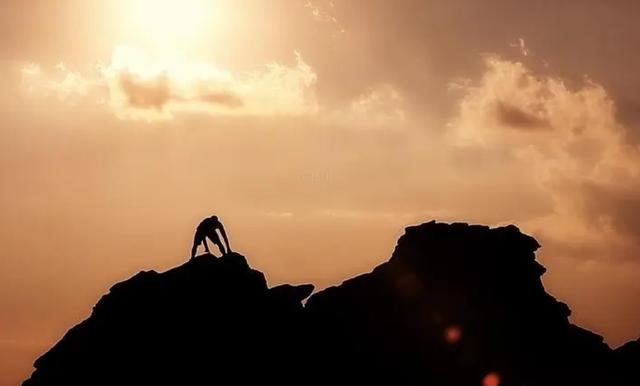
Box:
306;221;639;385
23;253;313;386
24;221;640;386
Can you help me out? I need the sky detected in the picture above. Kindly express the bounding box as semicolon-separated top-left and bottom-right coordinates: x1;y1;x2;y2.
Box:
2;1;640;384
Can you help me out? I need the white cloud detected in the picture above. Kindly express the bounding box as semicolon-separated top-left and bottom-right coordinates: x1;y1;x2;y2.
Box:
103;46;319;121
450;56;640;261
21;62;96;104
21;46;318;121
349;84;406;126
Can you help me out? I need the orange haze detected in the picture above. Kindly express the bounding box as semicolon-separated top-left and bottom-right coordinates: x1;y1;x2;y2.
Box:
2;1;640;385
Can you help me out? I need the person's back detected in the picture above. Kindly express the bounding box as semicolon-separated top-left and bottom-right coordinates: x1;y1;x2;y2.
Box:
197;216;219;233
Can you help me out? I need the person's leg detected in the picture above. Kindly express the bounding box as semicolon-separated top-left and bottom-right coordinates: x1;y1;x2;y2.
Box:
207;231;225;256
191;235;200;258
203;239;210;253
214;240;227;255
208;232;225;255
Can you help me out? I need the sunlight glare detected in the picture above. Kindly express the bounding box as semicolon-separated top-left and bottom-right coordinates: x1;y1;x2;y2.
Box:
130;0;212;43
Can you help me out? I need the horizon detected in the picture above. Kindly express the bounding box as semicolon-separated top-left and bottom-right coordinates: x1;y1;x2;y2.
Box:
2;1;640;385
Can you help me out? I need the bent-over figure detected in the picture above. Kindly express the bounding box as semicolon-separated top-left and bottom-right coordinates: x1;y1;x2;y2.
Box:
191;215;231;258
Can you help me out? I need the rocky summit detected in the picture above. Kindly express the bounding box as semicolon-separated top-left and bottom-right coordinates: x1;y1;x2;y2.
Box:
24;221;640;386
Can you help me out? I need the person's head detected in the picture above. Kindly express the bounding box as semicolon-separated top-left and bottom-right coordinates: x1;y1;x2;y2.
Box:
209;215;219;222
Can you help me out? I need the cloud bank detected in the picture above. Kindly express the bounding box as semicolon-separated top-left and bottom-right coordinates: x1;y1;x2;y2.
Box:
452;56;640;264
22;46;318;120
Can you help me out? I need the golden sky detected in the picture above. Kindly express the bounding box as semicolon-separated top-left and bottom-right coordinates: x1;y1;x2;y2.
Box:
2;1;640;385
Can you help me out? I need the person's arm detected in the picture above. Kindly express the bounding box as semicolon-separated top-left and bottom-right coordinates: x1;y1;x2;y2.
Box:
219;224;232;253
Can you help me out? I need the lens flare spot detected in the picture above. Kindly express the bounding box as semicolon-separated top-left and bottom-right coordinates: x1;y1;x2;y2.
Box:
444;325;462;344
482;371;501;386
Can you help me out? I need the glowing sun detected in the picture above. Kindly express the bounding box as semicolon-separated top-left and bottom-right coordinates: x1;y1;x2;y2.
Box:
130;0;211;42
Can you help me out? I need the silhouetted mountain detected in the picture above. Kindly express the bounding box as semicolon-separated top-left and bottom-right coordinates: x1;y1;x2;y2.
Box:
24;221;640;386
23;253;314;386
306;221;640;385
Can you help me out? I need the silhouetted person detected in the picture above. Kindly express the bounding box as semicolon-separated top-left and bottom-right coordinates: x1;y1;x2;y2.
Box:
191;216;231;258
